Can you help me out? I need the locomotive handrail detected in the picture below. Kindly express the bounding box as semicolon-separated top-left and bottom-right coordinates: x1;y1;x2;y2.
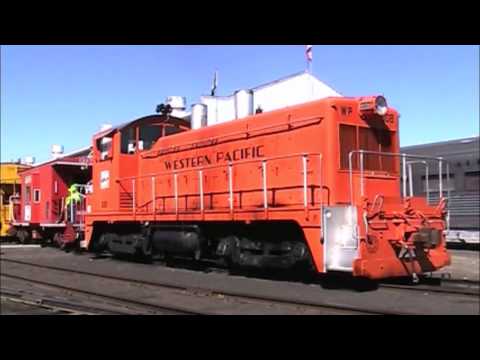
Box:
348;150;448;206
117;152;324;182
118;152;323;219
405;160;429;201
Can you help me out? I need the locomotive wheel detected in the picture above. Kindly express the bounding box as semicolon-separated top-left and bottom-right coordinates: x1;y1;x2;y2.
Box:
53;233;64;249
95;233;110;253
137;237;152;263
17;230;29;244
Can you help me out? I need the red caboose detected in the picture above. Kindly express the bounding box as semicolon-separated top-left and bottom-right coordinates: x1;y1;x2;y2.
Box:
10;147;92;247
84;95;450;280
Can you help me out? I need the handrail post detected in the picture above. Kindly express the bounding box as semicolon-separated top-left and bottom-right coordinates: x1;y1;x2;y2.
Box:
408;163;414;197
303;155;308;208
174;173;178;219
439;159;443;198
152;176;156;217
402;154;407;198
199;170;204;219
360;151;364;198
302;155;309;218
446;162;451;200
228;163;233;217
349;152;354;205
132;179;136;216
262;160;268;218
446;162;450;231
426;163;430;205
319;154;323;214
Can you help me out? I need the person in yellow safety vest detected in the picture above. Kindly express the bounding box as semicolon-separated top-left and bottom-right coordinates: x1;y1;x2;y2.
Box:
66;184;82;206
65;184;82;222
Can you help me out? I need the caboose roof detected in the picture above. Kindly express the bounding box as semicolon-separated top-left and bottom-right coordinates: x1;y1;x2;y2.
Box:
22;146;91;171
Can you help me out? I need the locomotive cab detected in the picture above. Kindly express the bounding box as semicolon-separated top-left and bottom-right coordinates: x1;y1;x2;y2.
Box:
88;114;190;217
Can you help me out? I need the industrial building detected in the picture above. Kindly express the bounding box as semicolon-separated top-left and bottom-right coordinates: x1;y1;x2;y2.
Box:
401;136;480;231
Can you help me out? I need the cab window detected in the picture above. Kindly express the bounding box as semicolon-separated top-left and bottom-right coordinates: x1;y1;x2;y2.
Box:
96;136;113;160
139;124;162;151
164;125;185;137
121;127;137;154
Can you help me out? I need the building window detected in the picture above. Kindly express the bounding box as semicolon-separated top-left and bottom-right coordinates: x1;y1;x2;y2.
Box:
421;174;455;192
33;189;41;203
464;171;480;191
54;181;58;194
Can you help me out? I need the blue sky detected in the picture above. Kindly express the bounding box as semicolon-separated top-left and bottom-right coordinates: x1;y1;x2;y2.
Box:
1;45;478;163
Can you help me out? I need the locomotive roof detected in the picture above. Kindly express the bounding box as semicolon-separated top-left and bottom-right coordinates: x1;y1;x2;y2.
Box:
95;114;190;139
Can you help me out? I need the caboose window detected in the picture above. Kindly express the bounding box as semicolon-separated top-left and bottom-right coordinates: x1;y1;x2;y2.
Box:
33;189;41;203
25;185;31;204
340;124;358;169
1;183;16;205
139;124;162;151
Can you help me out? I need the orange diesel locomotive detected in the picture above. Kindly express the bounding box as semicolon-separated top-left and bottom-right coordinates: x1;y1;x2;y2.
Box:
84;96;450;280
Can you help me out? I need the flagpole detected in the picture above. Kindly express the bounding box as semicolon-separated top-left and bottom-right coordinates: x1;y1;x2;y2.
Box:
215;70;218;123
305;45;313;74
305;45;314;99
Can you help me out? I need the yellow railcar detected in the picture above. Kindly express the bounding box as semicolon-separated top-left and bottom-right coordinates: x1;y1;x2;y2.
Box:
0;162;30;238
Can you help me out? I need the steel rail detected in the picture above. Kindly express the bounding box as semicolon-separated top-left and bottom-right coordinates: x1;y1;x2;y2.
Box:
2;258;416;315
0;271;209;315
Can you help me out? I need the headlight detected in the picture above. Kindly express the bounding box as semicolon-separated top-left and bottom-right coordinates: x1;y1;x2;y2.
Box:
375;96;388;116
359;96;389;117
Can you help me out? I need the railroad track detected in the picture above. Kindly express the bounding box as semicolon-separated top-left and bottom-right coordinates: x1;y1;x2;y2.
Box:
1;271;210;315
1;258;415;315
1;288;124;315
379;281;479;297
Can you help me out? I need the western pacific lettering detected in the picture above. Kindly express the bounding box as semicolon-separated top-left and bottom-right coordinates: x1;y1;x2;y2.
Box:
164;155;211;171
164;145;265;171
